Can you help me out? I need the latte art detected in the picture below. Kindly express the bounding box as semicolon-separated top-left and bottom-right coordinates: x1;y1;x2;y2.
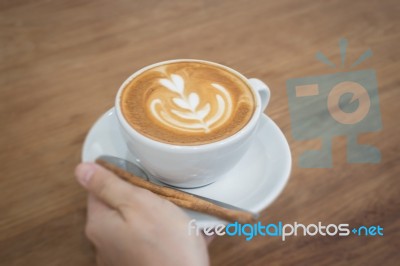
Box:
150;74;232;133
120;61;255;145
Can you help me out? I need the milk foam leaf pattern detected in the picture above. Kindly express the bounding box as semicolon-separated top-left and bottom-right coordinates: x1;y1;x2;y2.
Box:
159;74;184;94
172;98;191;110
150;74;233;133
189;93;200;109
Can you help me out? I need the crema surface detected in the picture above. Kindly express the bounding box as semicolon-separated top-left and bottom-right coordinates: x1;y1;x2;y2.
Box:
121;61;255;145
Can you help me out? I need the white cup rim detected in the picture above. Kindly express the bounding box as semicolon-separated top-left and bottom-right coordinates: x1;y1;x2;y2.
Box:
115;59;263;151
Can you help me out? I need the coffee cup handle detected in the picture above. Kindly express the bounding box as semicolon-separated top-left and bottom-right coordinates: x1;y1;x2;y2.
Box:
248;78;270;112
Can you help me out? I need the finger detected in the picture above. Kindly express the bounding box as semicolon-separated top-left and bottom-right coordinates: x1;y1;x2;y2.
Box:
85;193;125;244
96;253;107;266
203;234;215;245
75;162;140;209
87;194;111;218
86;194;110;241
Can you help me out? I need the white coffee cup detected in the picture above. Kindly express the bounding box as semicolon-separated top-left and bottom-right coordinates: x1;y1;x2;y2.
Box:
115;59;270;188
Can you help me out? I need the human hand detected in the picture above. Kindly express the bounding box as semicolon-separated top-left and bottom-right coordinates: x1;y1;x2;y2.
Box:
75;163;209;266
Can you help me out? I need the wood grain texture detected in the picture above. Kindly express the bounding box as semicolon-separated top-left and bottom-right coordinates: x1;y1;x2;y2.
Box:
0;0;399;265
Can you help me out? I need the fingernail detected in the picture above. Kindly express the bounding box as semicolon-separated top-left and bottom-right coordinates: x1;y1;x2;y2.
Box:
75;163;95;187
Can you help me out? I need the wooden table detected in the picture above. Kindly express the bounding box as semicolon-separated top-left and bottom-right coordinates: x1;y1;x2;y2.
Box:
1;0;399;265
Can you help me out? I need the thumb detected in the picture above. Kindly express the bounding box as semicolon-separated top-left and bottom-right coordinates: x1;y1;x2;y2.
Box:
75;162;139;209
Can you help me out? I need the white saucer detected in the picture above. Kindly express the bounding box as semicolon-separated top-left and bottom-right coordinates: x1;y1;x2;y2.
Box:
82;108;291;228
